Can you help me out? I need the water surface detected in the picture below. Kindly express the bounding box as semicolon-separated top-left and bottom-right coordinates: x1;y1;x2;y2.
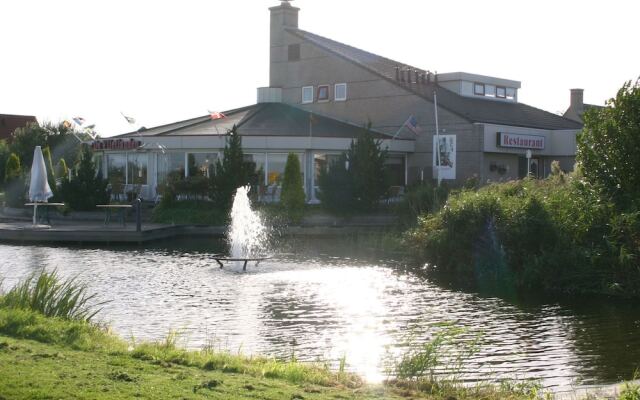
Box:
0;237;638;390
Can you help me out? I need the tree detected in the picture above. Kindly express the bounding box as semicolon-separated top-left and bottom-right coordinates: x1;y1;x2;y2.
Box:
347;124;389;212
42;146;57;197
59;145;108;211
0;140;9;189
10;121;85;168
4;153;24;207
318;153;355;215
280;153;306;222
210;127;255;210
577;78;640;209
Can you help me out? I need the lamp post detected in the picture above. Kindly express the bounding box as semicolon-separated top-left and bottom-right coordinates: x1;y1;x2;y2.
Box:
526;149;532;177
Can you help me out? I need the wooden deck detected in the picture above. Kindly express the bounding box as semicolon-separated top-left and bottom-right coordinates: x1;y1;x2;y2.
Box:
0;221;224;244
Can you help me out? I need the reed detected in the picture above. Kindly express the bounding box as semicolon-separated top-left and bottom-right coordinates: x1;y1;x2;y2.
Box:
0;270;104;322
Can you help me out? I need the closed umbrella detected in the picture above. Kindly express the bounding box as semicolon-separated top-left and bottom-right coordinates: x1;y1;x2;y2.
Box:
28;146;54;225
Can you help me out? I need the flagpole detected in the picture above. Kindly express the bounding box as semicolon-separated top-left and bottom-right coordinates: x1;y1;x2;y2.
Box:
434;90;441;186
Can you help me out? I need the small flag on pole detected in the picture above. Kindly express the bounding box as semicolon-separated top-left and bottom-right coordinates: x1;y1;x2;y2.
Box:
72;117;85;126
403;115;420;135
209;111;226;121
121;112;136;125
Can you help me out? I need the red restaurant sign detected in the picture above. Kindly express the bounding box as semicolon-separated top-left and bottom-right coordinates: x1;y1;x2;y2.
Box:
91;138;142;151
497;132;545;150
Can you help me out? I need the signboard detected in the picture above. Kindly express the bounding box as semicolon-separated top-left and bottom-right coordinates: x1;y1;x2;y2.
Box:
91;138;142;151
497;132;545;150
433;135;456;180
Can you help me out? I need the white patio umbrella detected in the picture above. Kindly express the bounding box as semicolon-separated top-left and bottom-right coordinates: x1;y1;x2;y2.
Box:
28;146;54;225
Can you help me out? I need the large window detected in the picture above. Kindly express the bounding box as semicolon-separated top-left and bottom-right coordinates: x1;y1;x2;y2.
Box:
127;153;148;185
188;153;218;178
496;86;506;98
506;87;516;100
266;153;288;185
474;83;485;96
158;152;186;184
106;153;126;186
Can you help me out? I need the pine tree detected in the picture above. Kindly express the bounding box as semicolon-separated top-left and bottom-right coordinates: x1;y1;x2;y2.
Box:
280;153;305;222
59;145;108;210
347;124;389;212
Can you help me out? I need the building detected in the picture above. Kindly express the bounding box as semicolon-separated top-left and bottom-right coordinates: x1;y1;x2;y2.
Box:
97;0;583;201
0;114;38;141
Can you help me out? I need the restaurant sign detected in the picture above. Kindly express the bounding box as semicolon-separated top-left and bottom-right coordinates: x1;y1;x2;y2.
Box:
497;132;545;150
91;138;142;151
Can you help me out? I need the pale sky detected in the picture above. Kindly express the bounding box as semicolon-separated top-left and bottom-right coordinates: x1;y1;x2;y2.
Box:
1;0;638;137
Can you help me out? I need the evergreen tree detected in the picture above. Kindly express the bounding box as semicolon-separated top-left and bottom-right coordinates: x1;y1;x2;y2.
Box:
210;126;255;210
4;153;24;207
347;124;389;212
280;153;306;222
59;145;108;210
318;153;355;215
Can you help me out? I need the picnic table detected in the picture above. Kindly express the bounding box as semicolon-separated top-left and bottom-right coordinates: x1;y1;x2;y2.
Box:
96;204;133;226
24;202;65;225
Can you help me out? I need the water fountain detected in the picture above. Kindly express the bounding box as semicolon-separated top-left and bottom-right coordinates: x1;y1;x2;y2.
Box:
213;186;271;271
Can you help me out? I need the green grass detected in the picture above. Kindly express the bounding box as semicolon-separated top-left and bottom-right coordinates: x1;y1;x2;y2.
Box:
0;270;546;399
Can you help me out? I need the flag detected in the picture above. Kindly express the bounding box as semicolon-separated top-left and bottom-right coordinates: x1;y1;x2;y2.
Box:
209;111;226;120
72;117;85;126
403;115;420;135
121;112;136;124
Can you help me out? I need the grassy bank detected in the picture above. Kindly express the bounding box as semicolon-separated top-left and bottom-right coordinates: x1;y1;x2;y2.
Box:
0;271;550;399
405;173;640;297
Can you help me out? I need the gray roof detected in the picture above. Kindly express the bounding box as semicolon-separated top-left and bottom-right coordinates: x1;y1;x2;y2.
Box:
115;103;398;140
287;28;583;131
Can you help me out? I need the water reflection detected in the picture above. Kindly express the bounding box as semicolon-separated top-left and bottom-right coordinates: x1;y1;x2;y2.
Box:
0;238;639;390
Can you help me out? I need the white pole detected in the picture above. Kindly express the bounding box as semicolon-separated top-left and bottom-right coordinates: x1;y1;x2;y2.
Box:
33;204;37;225
434;91;442;186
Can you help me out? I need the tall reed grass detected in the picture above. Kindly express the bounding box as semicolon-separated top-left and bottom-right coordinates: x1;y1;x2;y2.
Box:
0;270;104;322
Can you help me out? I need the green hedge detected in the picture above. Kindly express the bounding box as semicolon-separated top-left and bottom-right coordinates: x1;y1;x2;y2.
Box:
406;175;640;296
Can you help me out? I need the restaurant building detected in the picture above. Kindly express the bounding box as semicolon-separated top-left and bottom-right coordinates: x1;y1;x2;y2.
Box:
96;0;583;201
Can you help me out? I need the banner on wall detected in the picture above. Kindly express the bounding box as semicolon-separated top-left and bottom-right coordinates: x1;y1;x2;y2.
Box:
432;135;456;180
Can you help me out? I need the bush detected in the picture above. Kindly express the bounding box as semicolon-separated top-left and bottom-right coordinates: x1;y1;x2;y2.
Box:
59;145;108;211
406;175;640;296
152;200;228;226
395;183;449;227
280;153;305;222
4;153;25;208
0;140;9;189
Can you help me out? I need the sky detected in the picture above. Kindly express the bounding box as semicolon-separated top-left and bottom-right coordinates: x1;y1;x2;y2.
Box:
1;0;638;137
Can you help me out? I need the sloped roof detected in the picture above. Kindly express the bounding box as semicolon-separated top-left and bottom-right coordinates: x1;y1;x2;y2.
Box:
287;28;583;131
115;103;397;140
0;114;38;140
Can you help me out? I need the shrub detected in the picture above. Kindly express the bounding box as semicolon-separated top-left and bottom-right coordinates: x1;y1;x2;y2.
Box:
395;183;449;227
318;154;355;215
0;139;9;189
280;153;305;222
59;145;108;211
4;153;25;207
406;175;639;296
347;124;389;212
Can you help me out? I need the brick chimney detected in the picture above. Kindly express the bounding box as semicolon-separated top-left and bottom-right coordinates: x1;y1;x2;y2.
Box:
269;1;299;88
570;89;584;114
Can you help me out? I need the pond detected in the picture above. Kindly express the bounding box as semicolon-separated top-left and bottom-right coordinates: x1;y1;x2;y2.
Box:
0;236;639;390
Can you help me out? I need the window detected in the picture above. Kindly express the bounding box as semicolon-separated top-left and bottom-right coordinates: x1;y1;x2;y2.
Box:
485;85;496;97
317;85;329;102
474;83;485;96
188;153;218;178
127;153;148;185
302;86;313;104
106;153;126;186
334;83;347;101
496;86;506;98
288;44;300;62
506;87;516;100
158;152;186;184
